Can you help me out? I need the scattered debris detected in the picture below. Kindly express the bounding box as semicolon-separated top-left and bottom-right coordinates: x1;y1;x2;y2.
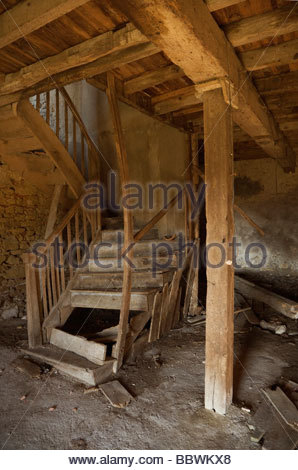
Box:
12;357;42;378
100;380;133;408
70;438;87;450
244;309;260;326
1;305;18;320
153;354;163;368
187;314;206;325
250;401;298;450
241;406;251;413
250;429;265;443
83;386;99;395
260;320;287;335
262;386;298;430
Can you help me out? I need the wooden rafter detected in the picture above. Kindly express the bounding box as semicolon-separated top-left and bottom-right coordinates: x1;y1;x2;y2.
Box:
206;0;245;12
124;64;184;95
224;4;298;48
240;38;298;71
110;0;296;171
0;24;156;96
0;0;91;50
0;42;159;108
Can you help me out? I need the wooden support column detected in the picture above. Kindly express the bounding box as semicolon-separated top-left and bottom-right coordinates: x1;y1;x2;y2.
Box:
189;133;200;315
22;253;43;348
106;72;134;373
204;87;234;415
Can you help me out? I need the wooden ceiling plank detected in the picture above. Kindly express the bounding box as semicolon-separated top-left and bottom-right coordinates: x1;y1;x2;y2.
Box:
0;42;160;107
0;24;154;96
0;0;91;50
240;38;298;71
224;5;298;48
124;64;184;94
206;0;245;12
111;0;296;171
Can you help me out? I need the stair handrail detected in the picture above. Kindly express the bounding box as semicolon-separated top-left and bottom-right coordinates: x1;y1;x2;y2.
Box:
31;87;101;182
23;193;101;348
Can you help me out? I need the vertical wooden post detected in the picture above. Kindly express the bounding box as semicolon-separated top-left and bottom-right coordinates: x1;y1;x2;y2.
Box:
189;132;200;315
106;72;134;373
203;87;234;415
22;253;43;348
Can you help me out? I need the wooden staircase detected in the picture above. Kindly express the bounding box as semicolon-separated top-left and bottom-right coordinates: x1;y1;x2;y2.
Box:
15;82;197;386
0;88;99;198
22;213;189;385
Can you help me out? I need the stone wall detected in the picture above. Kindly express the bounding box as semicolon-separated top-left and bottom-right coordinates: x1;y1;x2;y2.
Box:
0;162;53;319
234;157;298;300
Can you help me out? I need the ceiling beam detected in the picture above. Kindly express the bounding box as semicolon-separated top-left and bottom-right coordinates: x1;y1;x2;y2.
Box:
224;5;298;48
111;0;296;172
124;64;184;94
240;38;298;71
206;0;245;12
0;42;159;107
0;24;156;96
0;0;91;50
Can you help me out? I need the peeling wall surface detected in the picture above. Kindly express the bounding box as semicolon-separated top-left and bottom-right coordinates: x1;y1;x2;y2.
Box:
0;164;53;319
88;87;188;237
234;158;298;301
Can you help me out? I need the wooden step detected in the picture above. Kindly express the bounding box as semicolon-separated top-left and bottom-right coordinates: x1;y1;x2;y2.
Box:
102;216;124;230
72;270;174;290
100;227;159;242
21;344;115;386
91;239;179;258
88;255;178;272
50;328;107;366
70;288;156;311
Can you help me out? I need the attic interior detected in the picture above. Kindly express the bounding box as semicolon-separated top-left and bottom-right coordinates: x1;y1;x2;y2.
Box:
0;0;298;451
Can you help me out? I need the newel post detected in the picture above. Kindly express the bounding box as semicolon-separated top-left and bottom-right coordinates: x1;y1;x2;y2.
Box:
22;253;43;348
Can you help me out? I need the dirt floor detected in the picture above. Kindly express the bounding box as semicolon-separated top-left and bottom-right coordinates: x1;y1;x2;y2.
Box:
0;309;297;450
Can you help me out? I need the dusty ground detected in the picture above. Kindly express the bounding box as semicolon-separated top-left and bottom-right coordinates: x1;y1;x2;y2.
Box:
0;310;297;450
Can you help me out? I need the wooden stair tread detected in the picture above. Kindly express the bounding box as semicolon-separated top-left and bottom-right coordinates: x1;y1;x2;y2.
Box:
70;288;157;311
21;344;115;385
70;288;158;295
50;328;107;366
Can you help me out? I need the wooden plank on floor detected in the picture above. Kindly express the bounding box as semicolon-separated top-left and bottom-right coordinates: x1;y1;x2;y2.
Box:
50;328;107;365
100;380;133;408
262;387;298;430
21;345;115;386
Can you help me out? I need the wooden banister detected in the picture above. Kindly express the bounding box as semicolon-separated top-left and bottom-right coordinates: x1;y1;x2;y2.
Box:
134;188;186;243
31;88;100;183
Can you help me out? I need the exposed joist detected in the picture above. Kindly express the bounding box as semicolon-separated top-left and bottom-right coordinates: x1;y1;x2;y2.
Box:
124;64;184;94
224;5;298;48
0;42;159;107
254;71;298;96
152;85;203;115
0;0;90;50
206;0;245;12
240;38;298;71
0;24;155;96
111;0;296;172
